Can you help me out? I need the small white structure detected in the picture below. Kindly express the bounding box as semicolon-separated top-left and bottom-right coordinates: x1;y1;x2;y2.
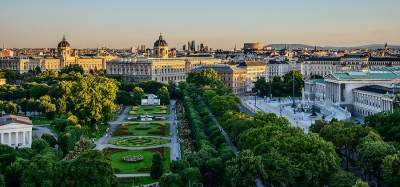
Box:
141;94;161;105
0;115;33;148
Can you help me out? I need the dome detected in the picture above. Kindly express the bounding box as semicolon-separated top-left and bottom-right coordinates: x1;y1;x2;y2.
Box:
153;34;168;47
58;36;70;48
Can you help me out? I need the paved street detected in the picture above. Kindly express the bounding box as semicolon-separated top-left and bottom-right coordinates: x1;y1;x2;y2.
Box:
240;96;351;132
32;125;56;138
95;106;129;150
169;100;181;160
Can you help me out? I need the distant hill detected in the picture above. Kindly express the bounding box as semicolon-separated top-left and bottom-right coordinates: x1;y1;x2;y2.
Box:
266;44;317;50
266;43;400;50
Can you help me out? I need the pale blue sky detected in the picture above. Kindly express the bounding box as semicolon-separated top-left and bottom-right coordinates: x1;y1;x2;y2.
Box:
1;0;399;49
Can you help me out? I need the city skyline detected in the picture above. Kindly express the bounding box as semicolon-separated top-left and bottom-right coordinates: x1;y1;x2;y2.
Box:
1;0;400;49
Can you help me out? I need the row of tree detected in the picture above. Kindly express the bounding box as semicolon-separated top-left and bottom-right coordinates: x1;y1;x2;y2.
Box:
187;69;370;186
159;81;235;186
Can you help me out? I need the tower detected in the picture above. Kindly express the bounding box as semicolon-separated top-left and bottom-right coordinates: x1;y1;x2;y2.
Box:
57;35;71;67
153;34;169;58
57;35;71;58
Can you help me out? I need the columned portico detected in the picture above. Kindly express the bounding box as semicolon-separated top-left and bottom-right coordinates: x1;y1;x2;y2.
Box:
0;115;33;148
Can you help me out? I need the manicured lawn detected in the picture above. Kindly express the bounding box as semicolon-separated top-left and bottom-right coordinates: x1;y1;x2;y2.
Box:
118;177;158;187
113;123;169;137
30;116;56;125
31;116;68;125
129;105;168;115
109;136;169;147
106;148;170;174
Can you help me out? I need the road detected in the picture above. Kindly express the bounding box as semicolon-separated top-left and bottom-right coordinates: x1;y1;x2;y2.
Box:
32;125;56;138
169;100;181;160
95;106;129;150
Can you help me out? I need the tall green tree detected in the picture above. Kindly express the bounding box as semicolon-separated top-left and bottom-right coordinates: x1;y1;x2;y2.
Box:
21;152;60;187
357;132;395;186
70;75;118;126
157;86;170;105
160;173;183;187
60;64;84;75
150;153;163;179
132;86;145;105
382;153;400;187
225;150;264;187
62;150;117;186
187;69;219;86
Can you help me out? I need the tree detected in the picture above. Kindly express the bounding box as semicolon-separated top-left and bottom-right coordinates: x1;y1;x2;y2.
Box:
4;101;17;115
21;152;60;187
138;81;166;94
150;153;163;179
187;69;219;86
41;133;57;147
170;160;189;173
254;77;269;96
209;95;239;116
4;158;24;187
29;83;50;99
60;64;84;75
132;87;144;105
31;138;50;154
328;170;357;187
70;75;118;126
382;153;400;186
62;150;117;186
39;95;56;119
357;132;395;186
116;90;133;105
365;110;400;142
0;145;16;173
157;86;170;105
353;179;369;187
225;150;264;187
160;173;183;187
0;174;4;187
283;70;303;97
181;167;201;186
318;121;371;169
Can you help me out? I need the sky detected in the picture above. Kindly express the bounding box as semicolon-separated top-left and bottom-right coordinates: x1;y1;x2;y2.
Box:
1;0;399;49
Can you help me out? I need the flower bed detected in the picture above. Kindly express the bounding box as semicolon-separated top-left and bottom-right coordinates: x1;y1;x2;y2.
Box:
109;136;168;147
122;155;144;163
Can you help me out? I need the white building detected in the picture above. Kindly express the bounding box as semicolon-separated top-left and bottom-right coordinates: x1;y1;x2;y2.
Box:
141;94;161;105
352;85;398;117
303;71;400;117
0;115;33;148
302;57;340;79
303;79;326;102
302;55;400;79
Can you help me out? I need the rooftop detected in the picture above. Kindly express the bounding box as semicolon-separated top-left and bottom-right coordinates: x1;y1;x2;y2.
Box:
238;60;266;67
330;71;400;81
0;115;32;126
355;85;400;95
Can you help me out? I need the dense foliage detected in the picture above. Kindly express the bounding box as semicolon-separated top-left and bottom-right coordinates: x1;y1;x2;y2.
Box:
254;70;303;97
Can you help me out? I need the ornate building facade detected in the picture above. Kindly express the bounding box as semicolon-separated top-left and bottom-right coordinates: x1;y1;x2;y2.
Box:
106;34;221;83
0;36;115;73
